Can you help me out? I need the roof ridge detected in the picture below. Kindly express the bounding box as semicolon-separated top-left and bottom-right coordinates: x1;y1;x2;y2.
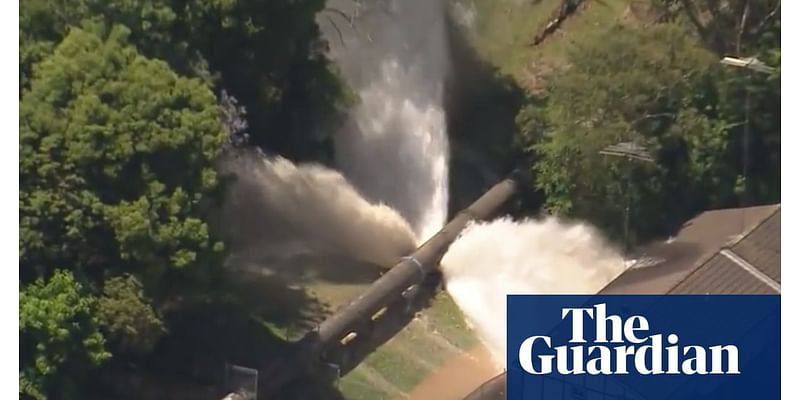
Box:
726;204;780;248
666;204;780;294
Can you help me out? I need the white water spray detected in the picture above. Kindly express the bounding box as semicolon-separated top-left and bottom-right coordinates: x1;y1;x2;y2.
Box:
219;1;627;383
319;0;627;373
440;217;627;367
325;0;451;241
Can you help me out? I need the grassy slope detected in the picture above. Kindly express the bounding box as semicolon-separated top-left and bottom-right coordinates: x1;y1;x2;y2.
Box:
469;0;565;76
221;253;480;399
468;0;632;89
336;293;479;399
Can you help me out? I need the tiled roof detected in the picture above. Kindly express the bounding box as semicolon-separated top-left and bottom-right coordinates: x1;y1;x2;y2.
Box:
669;252;777;294
602;204;780;295
731;208;781;283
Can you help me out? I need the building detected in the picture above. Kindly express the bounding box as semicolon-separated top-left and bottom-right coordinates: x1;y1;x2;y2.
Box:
602;204;780;295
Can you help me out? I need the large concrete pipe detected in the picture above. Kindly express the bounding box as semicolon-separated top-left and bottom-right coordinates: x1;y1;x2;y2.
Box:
258;171;523;398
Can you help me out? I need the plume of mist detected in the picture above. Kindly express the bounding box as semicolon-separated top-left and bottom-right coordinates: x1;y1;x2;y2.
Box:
440;217;626;367
321;0;451;241
217;151;417;270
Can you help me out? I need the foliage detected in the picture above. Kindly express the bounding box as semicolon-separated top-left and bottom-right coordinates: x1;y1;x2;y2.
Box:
652;0;782;203
652;0;781;56
716;23;781;203
19;26;227;393
20;25;226;280
97;275;166;357
19;0;347;159
19;0;349;394
20;270;110;400
519;24;738;240
519;16;780;242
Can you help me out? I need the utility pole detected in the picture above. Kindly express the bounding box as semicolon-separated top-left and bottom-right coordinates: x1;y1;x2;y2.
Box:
719;55;775;231
599;141;654;254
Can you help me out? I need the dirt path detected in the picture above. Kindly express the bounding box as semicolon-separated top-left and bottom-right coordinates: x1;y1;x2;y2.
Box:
405;344;500;400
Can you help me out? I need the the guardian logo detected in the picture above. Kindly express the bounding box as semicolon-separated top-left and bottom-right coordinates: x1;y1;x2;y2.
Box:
517;304;740;376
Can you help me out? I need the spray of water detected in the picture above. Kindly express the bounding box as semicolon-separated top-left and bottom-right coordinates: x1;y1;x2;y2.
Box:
440;217;627;367
218;1;624;384
217;151;416;269
325;0;451;241
317;0;625;375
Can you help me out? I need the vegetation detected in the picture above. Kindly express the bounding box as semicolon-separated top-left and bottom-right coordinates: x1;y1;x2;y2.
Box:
20;0;347;158
19;0;780;398
520;24;725;239
509;0;781;243
19;1;344;398
20;270;109;400
19;24;227;398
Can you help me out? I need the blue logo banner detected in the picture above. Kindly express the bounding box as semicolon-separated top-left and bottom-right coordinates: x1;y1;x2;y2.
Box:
507;295;779;400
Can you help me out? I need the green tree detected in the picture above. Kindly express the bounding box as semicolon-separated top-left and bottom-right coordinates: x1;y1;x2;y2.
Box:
652;0;781;204
652;0;780;56
519;24;737;241
716;24;780;204
19;26;227;374
20;25;225;279
20;270;110;400
19;0;346;158
97;275;166;358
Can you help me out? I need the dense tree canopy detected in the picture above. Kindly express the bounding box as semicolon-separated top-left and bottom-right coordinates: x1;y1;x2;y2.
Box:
19;25;227;397
653;0;780;56
19;0;353;395
20;0;346;158
20;25;225;279
518;22;779;242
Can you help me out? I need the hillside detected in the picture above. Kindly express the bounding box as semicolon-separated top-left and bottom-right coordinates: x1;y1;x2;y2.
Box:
455;0;648;91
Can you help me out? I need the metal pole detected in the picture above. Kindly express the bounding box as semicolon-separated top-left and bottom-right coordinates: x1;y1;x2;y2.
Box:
742;86;751;206
623;157;633;254
599;142;653;253
719;56;772;232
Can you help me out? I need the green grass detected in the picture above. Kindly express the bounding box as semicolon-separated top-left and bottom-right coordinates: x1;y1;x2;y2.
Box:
470;0;564;76
392;324;453;367
336;292;480;399
531;0;632;61
423;293;480;350
362;348;432;392
337;370;394;400
467;0;634;83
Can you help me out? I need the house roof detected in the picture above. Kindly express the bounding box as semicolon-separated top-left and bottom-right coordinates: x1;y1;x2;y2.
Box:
601;204;780;295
